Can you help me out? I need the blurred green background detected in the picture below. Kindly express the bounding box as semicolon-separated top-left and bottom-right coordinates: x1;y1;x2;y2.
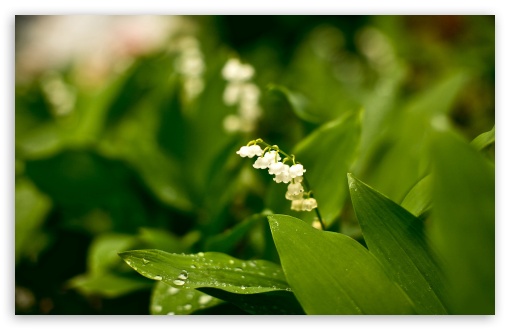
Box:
15;15;494;314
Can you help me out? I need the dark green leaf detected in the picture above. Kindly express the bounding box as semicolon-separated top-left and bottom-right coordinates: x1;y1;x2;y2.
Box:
400;175;432;218
267;84;322;123
268;214;414;314
68;273;152;298
348;174;447;314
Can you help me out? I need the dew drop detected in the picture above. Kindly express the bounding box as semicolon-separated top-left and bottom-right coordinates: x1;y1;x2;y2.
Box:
190;265;196;269
198;295;213;305
167;312;175;315
229;260;234;265
153;305;162;313
197;252;204;257
241;275;245;279
241;286;246;290
178;270;188;280
183;304;192;311
234;267;243;272
154;276;163;281
186;292;194;300
249;261;256;267
142;258;149;264
168;287;180;295
173;279;186;286
258;272;265;276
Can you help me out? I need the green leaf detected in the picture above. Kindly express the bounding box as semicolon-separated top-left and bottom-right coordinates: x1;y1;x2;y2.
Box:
471;126;495;151
347;174;447;314
119;249;303;314
68;273;152;298
150;281;222;315
268;214;414;314
292;111;361;226
87;233;137;275
15;178;52;263
400;175;432;218
119;249;289;294
138;228;200;254
267;84;322;123
428;128;495;314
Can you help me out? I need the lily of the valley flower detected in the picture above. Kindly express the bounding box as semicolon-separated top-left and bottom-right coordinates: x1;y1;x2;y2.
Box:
236;145;263;158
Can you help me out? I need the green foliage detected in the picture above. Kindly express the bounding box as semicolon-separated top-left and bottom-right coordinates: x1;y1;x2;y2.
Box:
15;15;494;315
268;214;414;314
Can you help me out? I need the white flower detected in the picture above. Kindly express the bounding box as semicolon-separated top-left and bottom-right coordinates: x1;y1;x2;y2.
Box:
273;164;291;183
222;58;254;82
253;151;280;169
302;198;318;211
223;82;243;106
290;199;304;211
285;190;303;200
236;145;263;158
289;164;306;178
268;162;286;175
287;182;304;195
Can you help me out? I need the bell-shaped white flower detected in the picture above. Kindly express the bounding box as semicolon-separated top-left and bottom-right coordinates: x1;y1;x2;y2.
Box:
236;144;263;158
302;198;318;211
253;151;280;169
289;164;306;178
290;199;304;211
287;182;304;195
285;190;303;200
268;161;286;175
273;164;291;183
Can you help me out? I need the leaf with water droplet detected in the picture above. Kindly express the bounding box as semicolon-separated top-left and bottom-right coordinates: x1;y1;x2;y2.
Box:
150;281;222;315
119;249;304;314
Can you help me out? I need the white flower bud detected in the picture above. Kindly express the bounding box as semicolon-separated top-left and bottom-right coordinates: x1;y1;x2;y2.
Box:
285;190;303;200
289;164;306;178
236;144;263;158
290;199;304;211
287;182;304;195
302;198;318;211
236;146;251;157
268;162;285;175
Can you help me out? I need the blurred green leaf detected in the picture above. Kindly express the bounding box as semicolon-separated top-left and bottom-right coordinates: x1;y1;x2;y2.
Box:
348;174;447;314
150;281;222;315
15;178;52;263
268;214;414;314
471;125;495;151
292;111;361;227
138;228;200;253
267;84;321;123
88;233;137;275
428;128;495;314
68;273;152;298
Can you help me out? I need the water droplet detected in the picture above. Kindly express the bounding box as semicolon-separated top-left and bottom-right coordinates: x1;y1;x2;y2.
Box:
142;258;149;264
154;276;163;281
178;270;188;280
234;267;243;272
153;305;162;313
183;304;192;311
241;286;246;290
198;295;213;305
190;265;196;269
186;292;194;300
168;287;180;295
241;275;245;279
167;312;175;315
249;261;256;267
173;279;185;286
242;262;246;267
197;252;204;257
258;272;265;276
229;260;234;265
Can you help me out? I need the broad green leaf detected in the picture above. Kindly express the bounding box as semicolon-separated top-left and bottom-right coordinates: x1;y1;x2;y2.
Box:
15;178;52;263
292;111;361;227
119;249;289;294
348;174;447;314
268;214;414;314
428;128;495;314
150;282;222;315
471;126;495;151
68;273;152;298
119;249;303;314
400;175;432;218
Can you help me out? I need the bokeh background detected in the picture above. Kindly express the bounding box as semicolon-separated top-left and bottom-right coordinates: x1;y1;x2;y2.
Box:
15;15;495;314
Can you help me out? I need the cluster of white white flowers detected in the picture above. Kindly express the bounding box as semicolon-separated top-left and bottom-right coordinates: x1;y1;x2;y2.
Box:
41;71;76;117
222;58;262;133
236;141;318;212
174;36;205;101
